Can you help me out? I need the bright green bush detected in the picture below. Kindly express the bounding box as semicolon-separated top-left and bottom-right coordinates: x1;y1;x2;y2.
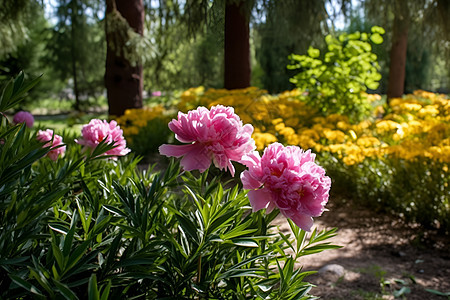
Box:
0;74;339;299
288;26;384;122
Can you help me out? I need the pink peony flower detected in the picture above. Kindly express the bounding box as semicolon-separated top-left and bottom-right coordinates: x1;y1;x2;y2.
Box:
37;129;66;161
13;111;34;128
75;119;130;157
159;105;255;176
240;142;331;231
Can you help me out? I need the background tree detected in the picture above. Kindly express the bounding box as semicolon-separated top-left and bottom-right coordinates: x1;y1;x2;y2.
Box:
254;0;329;93
142;0;224;92
105;0;145;117
224;0;253;89
0;0;36;60
385;0;409;99
362;0;450;97
46;0;105;111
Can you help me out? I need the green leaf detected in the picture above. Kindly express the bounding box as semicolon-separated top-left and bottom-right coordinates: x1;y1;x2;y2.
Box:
425;288;450;296
88;274;100;300
370;33;383;44
100;281;112;300
9;274;46;299
65;240;92;272
229;238;259;247
393;286;410;298
371;26;386;34
63;223;77;257
175;213;199;242
53;279;79;300
307;47;320;58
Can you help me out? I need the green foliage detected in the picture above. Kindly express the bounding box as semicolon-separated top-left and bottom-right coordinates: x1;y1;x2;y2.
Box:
0;10;70;108
255;0;329;93
0;71;42;113
319;153;450;232
128;117;173;156
0;73;340;298
0;0;39;59
45;0;105;109
288;27;384;122
143;1;224;92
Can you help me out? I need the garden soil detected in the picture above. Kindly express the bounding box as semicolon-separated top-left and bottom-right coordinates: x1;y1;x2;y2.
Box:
273;198;450;299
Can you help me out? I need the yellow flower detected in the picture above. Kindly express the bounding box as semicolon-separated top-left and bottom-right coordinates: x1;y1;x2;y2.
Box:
253;132;277;150
375;120;400;134
418;105;440;118
356;136;381;147
323;129;346;143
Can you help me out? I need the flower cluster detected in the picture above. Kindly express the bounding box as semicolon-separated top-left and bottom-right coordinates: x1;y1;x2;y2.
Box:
36;129;66;161
13;111;34;128
159;105;255;176
76;119;130;157
35;119;130;162
181;87;449;165
241;143;331;231
160;105;331;231
116;106;167;140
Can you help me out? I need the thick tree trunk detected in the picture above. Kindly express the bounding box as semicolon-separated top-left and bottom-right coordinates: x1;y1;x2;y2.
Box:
224;0;251;89
105;0;144;117
386;4;409;100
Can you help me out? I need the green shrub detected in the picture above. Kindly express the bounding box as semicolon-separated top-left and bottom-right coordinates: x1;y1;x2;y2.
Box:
0;73;339;299
288;26;384;122
319;153;450;232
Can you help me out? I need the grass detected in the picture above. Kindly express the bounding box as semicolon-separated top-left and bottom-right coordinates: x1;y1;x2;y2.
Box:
34;111;107;137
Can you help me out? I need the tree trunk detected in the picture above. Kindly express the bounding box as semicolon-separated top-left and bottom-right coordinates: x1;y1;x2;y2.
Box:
386;2;409;100
105;0;144;117
224;0;251;89
70;0;80;111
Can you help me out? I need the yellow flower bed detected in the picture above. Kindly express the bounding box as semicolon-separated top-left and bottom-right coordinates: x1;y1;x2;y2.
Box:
180;87;449;167
116;105;169;145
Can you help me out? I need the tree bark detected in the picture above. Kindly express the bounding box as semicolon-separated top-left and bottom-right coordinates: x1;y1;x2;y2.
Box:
224;0;251;89
105;0;144;117
71;0;80;111
386;2;409;100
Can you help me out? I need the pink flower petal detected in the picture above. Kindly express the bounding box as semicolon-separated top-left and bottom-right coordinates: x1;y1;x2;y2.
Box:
287;212;314;232
76;119;130;158
247;188;272;212
242;142;330;231
159;143;198;158
240;171;262;190
159;105;255;175
179;146;211;172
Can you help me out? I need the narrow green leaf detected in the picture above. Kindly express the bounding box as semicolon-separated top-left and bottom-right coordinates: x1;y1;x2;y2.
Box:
9;274;46;299
100;280;112;300
425;288;450;296
53;279;79;300
88;274;100;300
230;238;259;247
63;224;77;257
175;213;199;242
65;240;91;272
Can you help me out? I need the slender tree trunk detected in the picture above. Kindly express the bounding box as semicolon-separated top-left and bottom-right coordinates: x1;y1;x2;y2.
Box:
105;0;144;117
71;0;80;111
224;0;251;89
386;2;409;100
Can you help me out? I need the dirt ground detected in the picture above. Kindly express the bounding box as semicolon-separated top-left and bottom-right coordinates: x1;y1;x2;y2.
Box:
274;198;450;299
